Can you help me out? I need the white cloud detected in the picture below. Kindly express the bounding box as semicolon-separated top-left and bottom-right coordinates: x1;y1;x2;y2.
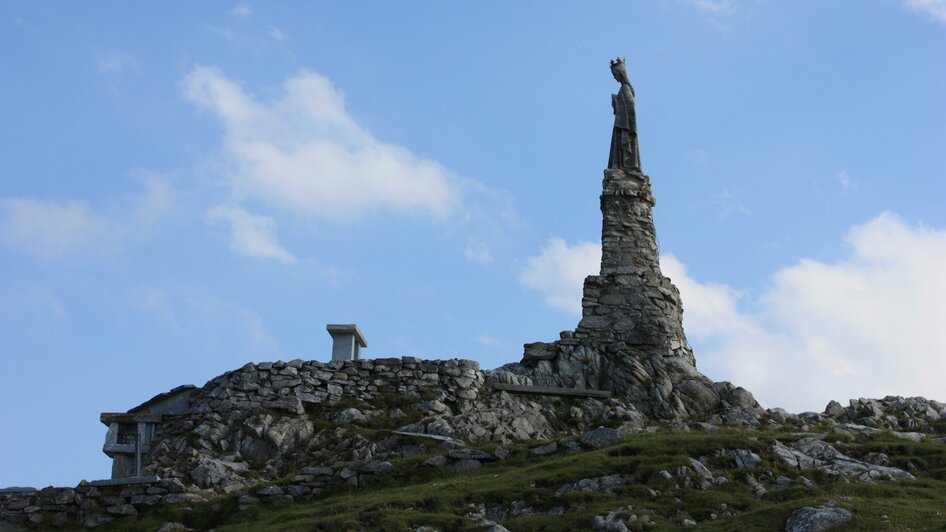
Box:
520;237;600;313
904;0;946;24
521;213;946;411
207;205;296;264
182;66;458;221
230;3;252;17
269;27;284;41
660;255;753;340
671;212;946;412
0;198;119;259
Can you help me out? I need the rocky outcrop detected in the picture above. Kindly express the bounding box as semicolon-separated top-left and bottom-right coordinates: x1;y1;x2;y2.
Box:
772;437;915;482
821;396;945;433
138;351;767;495
506;169;763;424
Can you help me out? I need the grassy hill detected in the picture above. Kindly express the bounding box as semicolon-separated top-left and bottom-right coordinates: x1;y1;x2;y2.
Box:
104;427;946;531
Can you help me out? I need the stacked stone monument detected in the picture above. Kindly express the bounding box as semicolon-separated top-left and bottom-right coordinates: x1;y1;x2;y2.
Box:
505;59;761;423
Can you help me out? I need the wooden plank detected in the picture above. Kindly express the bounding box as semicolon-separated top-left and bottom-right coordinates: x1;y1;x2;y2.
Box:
491;382;612;398
100;412;163;425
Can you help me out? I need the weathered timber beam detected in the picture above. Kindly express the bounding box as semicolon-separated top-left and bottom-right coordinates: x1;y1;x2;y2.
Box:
100;412;163;425
491;382;612;398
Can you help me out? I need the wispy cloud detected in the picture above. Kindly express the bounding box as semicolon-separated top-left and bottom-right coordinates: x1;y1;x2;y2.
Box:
464;240;493;264
475;334;504;348
681;0;737;16
230;3;252;18
132;285;282;355
269;27;284;41
0;198;120;259
689;148;708;166
904;0;946;24
714;189;751;218
137;286;182;331
206;205;297;264
837;169;857;193
96;51;137;75
241;308;280;352
0;177;173;261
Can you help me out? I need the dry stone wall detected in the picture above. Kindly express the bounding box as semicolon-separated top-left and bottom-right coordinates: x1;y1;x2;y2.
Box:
0;478;201;529
189;356;485;417
140;357;496;494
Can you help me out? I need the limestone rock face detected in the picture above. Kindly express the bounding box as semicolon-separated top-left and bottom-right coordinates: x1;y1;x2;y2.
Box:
509;169;762;423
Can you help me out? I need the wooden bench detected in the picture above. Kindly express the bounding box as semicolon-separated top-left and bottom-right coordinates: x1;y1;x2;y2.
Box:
491;382;612;399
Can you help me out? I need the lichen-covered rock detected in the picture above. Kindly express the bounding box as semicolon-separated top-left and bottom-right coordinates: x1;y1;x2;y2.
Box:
785;505;852;532
822;396;946;433
773;438;915;482
714;448;762;469
579;427;626;449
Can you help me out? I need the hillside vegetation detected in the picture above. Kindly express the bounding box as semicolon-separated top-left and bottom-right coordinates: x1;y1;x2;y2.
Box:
105;426;946;531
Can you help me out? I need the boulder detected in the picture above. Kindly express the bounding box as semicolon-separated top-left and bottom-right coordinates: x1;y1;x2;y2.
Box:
423;455;448;467
580;427;626;449
785;505;852;532
529;442;558;456
336;408;366;424
359;461;394;475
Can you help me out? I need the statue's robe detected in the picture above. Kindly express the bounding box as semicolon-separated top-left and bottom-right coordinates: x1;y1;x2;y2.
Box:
608;82;641;171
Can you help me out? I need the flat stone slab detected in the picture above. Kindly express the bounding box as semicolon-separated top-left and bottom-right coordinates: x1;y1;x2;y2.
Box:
393;431;462;445
90;475;161;487
492;382;612;399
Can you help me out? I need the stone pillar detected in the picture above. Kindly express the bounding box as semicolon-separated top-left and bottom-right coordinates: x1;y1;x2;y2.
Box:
599;169;659;275
569;169;693;365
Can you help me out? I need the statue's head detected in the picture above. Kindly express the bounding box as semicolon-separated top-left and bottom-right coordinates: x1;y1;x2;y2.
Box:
610;57;630;85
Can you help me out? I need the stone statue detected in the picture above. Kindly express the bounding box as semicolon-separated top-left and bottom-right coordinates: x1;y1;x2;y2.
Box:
608;57;641;171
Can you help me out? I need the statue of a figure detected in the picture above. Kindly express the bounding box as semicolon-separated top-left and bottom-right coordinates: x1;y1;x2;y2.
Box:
608;58;641;171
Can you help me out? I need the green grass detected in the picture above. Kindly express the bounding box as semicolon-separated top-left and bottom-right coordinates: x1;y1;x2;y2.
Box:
103;429;946;531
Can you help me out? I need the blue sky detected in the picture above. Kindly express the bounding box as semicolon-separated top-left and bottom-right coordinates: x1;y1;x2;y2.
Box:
1;1;944;487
